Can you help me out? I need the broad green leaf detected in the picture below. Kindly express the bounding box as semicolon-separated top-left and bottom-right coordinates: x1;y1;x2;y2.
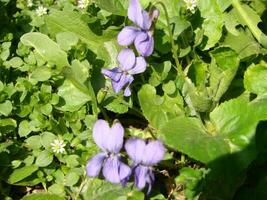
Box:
4;57;24;68
160;98;258;163
82;179;144;200
149;61;172;87
138;84;184;129
40;132;57;149
223;28;264;60
161;97;262;199
30;66;52;82
8;165;38;184
0;100;12;116
160;116;229;163
103;96;129;114
176;167;207;199
70;59;90;84
65;155;80;168
64;171;80;186
25;136;42;149
183;78;213;112
57;79;91;112
56;32;79;51
45;10;118;63
250;94;267;121
0;118;16;131
244;62;267;95
95;0;128;16
21;193;64;200
45;10;119;65
197;0;224;50
20;32;69;70
209;47;240;102
18;120;32;137
35;150;53;167
48;183;65;196
217;0;232;11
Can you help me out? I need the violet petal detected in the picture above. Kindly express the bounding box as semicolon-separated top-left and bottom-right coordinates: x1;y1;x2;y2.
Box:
125;137;146;164
134;31;154;57
117;48;136;71
147;168;155;194
117;26;139;46
101;67;122;82
102;156;121;184
86;153;106;177
123;75;134;97
92;120;110;151
134;165;149;190
128;56;147;75
112;74;133;94
128;0;151;30
143;140;165;166
106;122;124;153
119;161;132;183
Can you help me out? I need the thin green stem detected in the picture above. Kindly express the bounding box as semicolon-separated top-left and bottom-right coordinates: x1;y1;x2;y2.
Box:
74;178;88;200
87;81;99;116
154;1;184;76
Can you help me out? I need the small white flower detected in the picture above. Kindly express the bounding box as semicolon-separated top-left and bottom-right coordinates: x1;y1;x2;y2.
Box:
77;0;90;9
36;5;48;16
51;139;66;154
184;0;197;13
27;0;33;7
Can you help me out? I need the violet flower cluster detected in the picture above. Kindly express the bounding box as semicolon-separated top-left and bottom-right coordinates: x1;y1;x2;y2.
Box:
101;0;159;96
86;120;165;193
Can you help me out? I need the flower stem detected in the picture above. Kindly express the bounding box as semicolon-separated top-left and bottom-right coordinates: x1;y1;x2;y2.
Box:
232;0;267;48
154;1;184;76
74;178;88;200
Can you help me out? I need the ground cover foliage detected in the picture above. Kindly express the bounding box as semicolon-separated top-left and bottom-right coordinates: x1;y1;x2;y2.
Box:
1;0;267;199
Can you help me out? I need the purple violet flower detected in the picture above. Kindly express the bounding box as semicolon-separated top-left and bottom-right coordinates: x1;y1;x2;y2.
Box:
86;120;131;184
117;0;159;57
101;48;146;96
125;138;165;193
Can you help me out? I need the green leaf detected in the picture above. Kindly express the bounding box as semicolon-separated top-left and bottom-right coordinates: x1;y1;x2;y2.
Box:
4;57;24;68
48;183;65;196
45;10;119;66
65;155;80;168
223;28;264;60
41;132;57;149
209;47;240;101
82;179;144;200
95;0;128;16
244;61;267;95
30;67;52;82
21;193;64;200
103;96;129;114
8;165;38;184
57;79;91;112
64;171;80;186
18;120;32;137
183;78;213;112
20;32;69;70
45;10;101;48
70;60;90;84
176;167;207;199
197;0;224;50
56;32;79;51
149;61;172;87
0;100;12;116
160;98;258;163
35;150;53;167
138;84;184;129
25;136;42;149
